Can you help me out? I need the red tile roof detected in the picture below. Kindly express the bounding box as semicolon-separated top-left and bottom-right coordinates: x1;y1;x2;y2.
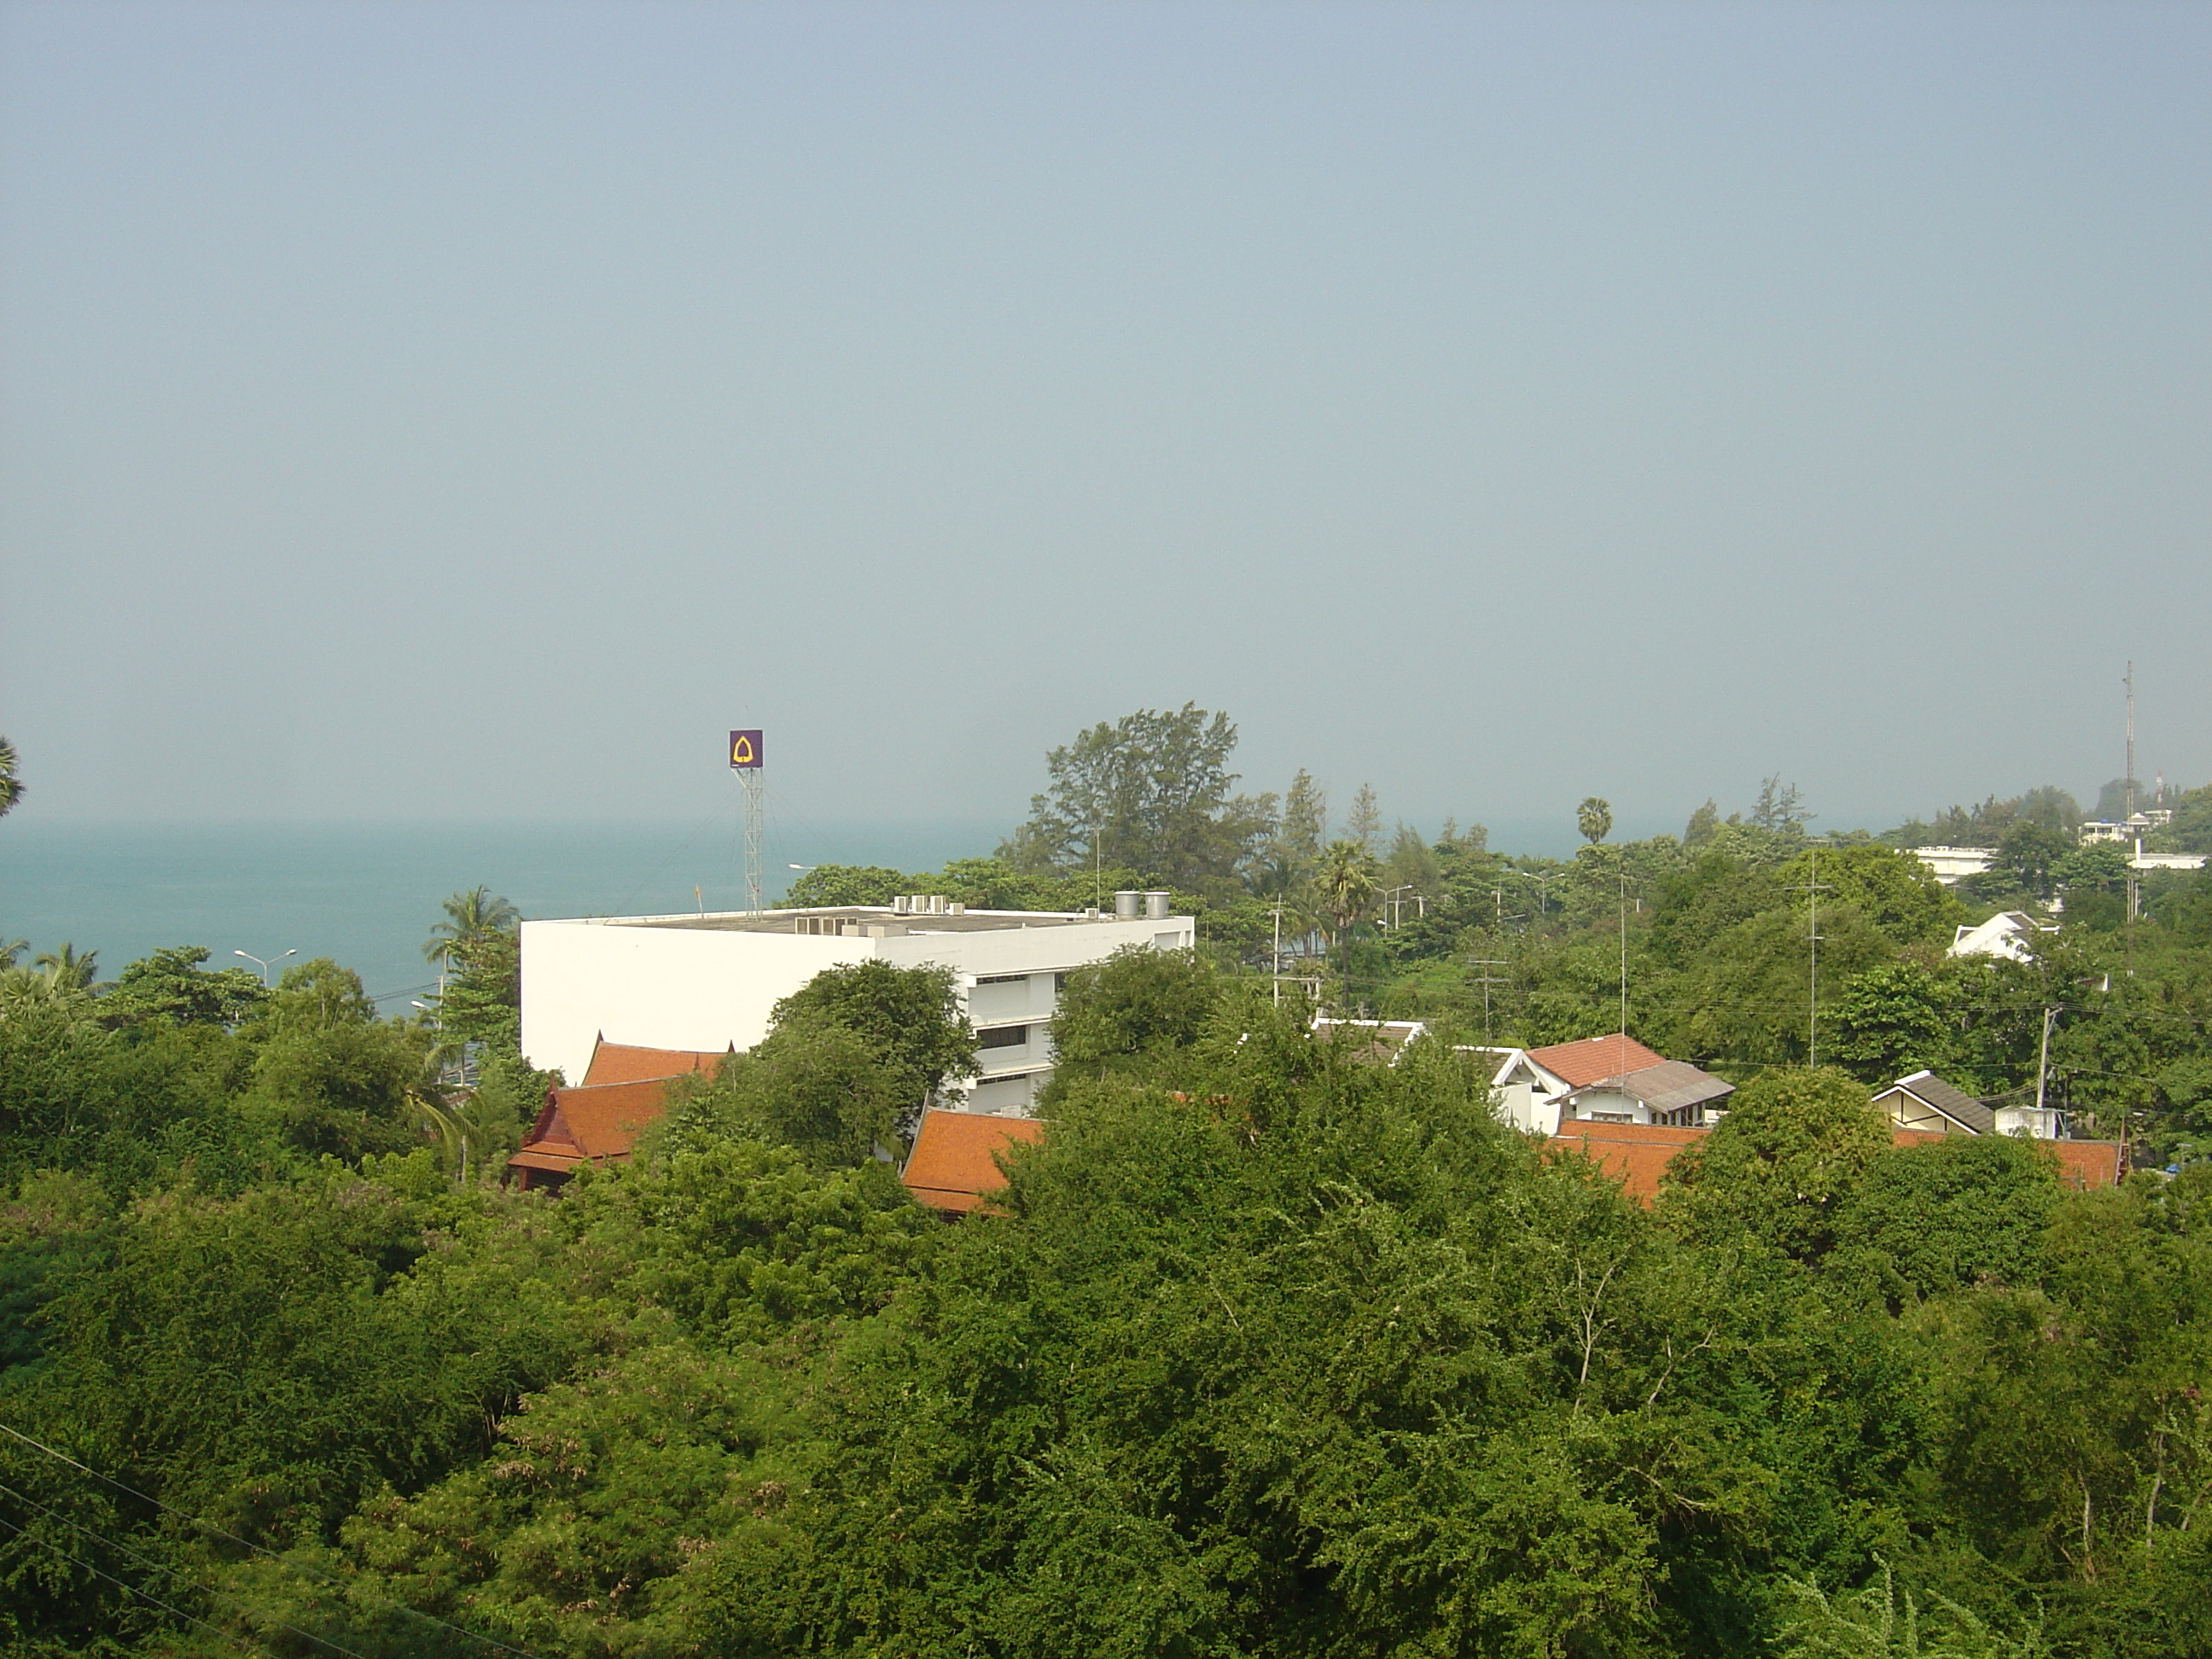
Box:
901;1109;1045;1214
580;1039;729;1088
1526;1033;1668;1089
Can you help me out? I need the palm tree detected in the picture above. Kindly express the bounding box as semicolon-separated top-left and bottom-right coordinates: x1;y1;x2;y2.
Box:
33;943;97;992
423;887;521;966
1577;796;1613;845
1316;839;1379;987
0;736;20;820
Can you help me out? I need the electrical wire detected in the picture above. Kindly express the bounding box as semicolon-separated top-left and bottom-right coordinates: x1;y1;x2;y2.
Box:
0;1476;375;1659
0;1423;543;1659
0;1511;271;1658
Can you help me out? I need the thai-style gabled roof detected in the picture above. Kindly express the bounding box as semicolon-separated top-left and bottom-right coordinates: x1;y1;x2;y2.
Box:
509;1077;678;1181
900;1109;1045;1214
580;1037;731;1088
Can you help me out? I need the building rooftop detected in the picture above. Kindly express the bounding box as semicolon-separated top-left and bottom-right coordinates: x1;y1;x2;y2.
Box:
554;903;1173;938
581;1039;731;1087
1525;1033;1668;1089
1877;1068;1995;1135
1566;1059;1735;1116
900;1109;1045;1214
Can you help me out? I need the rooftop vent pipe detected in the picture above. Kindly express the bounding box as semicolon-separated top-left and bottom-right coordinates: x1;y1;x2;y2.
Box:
1113;890;1142;921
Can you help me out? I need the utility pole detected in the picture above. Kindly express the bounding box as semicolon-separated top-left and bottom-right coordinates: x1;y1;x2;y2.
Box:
2034;1003;2059;1122
1468;958;1508;1042
1271;903;1284;1006
1617;866;1630;1082
2124;663;2141;928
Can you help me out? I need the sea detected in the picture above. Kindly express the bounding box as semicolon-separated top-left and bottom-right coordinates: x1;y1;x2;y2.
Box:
0;818;1002;1010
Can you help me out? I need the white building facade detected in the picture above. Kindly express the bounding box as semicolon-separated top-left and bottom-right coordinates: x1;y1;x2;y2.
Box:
521;893;1193;1117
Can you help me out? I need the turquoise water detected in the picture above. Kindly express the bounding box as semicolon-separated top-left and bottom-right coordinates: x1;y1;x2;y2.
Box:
0;818;1001;1009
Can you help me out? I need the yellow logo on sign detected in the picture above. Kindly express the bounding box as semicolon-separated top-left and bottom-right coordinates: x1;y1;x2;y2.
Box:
731;735;754;765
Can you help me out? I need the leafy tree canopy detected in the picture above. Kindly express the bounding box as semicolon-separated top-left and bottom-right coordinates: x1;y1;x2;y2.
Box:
999;703;1274;899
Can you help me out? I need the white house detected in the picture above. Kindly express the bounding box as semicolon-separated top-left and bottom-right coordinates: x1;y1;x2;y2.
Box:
520;891;1193;1117
1947;911;2055;963
1872;1068;2068;1141
1555;1059;1736;1128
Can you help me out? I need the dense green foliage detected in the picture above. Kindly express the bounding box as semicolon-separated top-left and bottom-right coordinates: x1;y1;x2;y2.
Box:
2;974;2204;1657
3;725;2210;1654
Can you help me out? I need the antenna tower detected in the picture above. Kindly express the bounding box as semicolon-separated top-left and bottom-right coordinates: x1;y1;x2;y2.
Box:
742;776;764;913
728;730;765;914
2124;661;2136;818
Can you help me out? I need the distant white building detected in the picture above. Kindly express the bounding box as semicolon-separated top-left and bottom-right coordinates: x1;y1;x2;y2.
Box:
1914;846;1996;884
521;891;1193;1117
1947;911;2054;963
2081;810;2171;846
2130;851;2206;872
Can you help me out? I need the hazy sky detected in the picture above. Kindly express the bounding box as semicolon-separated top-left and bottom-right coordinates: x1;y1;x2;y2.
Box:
3;1;2206;845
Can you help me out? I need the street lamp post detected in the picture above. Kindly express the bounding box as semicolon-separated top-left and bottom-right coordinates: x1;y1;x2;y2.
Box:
1381;884;1416;931
1511;868;1556;922
234;947;296;987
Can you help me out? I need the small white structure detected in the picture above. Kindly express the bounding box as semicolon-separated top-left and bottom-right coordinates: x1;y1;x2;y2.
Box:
521;892;1193;1117
1915;846;1996;884
1311;1022;1585;1135
1874;1068;2069;1141
1947;911;2054;963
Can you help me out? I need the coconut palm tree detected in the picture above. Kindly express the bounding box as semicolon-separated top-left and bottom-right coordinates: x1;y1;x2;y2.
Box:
423;887;521;965
32;943;97;992
0;737;20;820
1577;796;1613;845
1316;839;1379;985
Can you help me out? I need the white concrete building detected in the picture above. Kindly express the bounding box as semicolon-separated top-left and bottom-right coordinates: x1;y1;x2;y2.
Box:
2130;850;2206;872
1914;846;1996;884
521;891;1194;1117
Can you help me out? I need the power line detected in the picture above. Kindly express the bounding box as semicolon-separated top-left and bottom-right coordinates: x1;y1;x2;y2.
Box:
0;1423;543;1659
0;1476;375;1659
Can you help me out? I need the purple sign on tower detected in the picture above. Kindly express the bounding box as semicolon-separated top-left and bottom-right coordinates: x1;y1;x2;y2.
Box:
728;730;763;771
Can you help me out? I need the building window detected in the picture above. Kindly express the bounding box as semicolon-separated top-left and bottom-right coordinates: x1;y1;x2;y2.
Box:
975;973;1027;986
978;1024;1027;1050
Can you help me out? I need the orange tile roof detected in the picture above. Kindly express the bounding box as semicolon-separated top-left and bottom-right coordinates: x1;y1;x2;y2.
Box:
901;1109;1045;1214
580;1039;730;1088
1526;1033;1668;1089
509;1077;678;1183
1889;1129;2122;1190
1549;1120;2128;1206
1545;1121;1708;1202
